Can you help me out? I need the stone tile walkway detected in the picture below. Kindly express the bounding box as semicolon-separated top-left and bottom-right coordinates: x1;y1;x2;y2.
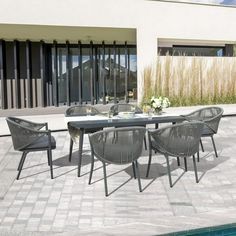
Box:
0;116;236;235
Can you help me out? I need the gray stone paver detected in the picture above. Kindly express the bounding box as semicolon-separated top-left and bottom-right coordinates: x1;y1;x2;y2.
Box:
1;117;236;235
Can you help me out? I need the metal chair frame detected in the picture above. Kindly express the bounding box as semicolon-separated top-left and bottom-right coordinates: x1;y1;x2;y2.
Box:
65;105;102;162
109;103;147;150
146;121;204;187
6;117;55;179
181;106;223;158
89;127;146;196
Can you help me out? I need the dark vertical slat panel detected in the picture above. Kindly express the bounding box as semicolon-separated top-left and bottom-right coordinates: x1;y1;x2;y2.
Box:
52;40;58;106
128;47;130;99
40;40;46;107
225;44;234;56
118;47;121;101
44;44;51;106
20;42;26;108
58;50;62;103
66;41;71;106
102;41;106;105
108;48;111;82
13;40;20;108
78;41;82;104
94;47;99;104
97;47;101;103
0;40;7;109
6;42;14;109
10;71;13;109
113;41;117;104
19;42;26;108
26;40;32;108
48;45;53;106
124;42;128;103
90;41;94;105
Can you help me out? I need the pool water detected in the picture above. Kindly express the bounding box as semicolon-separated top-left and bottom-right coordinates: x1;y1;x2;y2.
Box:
162;223;236;236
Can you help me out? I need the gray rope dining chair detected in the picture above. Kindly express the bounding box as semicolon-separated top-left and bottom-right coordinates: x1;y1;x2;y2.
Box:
181;107;223;158
89;127;146;196
109;103;143;115
6;117;56;180
65;105;102;162
109;103;147;150
146;121;204;187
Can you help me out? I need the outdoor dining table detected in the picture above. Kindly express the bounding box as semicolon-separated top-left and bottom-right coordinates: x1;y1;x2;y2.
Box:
65;113;185;177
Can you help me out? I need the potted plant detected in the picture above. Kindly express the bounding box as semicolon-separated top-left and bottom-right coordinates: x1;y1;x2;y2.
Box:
145;96;170;114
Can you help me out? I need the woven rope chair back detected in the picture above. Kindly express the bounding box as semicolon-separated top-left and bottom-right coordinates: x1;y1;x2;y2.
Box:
150;121;204;158
109;104;143;116
6;117;45;151
186;107;223;133
65;105;100;117
89;127;146;164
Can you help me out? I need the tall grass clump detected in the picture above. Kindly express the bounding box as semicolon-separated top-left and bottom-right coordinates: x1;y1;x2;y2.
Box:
142;55;236;107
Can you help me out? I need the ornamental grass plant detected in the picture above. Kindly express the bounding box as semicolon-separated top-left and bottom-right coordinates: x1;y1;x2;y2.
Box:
142;55;236;107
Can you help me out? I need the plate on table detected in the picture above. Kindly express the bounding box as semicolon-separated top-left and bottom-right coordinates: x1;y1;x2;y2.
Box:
135;113;149;118
117;112;135;119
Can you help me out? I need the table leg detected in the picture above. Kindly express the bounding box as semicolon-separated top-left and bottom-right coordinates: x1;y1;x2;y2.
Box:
78;128;85;177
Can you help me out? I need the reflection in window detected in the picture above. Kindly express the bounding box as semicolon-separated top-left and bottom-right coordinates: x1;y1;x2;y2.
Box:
54;44;137;105
158;46;226;57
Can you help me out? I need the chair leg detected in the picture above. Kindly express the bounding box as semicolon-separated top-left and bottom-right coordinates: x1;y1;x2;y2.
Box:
48;149;54;179
184;157;187;171
47;150;50;166
135;160;142;192
17;152;27;180
17;152;25;171
197;151;200;162
69;138;73;162
88;152;94;184
132;162;136;179
200;139;204;152
177;157;180;166
165;155;173;188
146;147;152;177
77;129;84;177
192;155;198;183
211;136;218;157
102;162;108;197
143;136;147;150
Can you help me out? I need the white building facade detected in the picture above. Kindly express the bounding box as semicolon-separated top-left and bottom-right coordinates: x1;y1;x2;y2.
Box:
0;0;236;109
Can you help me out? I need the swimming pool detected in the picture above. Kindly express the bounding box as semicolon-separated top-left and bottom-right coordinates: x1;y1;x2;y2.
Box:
161;223;236;236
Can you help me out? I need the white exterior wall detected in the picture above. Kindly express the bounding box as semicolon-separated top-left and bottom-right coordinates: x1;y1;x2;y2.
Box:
0;0;236;103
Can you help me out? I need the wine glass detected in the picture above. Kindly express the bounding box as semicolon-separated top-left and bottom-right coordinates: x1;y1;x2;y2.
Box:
86;108;92;116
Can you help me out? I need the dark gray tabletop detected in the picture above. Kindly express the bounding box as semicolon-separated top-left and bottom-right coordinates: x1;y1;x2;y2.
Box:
67;114;185;129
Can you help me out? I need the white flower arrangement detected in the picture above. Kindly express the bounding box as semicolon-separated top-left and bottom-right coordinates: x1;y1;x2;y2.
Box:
149;96;170;113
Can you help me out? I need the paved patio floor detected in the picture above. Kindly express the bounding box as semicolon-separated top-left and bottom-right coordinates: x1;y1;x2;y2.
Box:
1;115;236;235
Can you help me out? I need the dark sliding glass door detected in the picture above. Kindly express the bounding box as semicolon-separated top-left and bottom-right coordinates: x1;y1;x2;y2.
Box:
0;40;137;109
53;43;137;106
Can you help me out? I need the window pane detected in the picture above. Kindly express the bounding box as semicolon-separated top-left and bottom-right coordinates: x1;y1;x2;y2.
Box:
128;48;137;101
70;48;79;104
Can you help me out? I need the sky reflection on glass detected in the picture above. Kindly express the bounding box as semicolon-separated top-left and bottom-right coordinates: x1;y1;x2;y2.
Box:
171;0;236;5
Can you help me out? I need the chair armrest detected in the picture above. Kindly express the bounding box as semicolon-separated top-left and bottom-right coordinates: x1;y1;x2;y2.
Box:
12;117;48;130
27;120;48;130
148;125;174;154
203;113;222;134
148;122;204;157
181;112;222;134
180;113;204;122
17;125;51;150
